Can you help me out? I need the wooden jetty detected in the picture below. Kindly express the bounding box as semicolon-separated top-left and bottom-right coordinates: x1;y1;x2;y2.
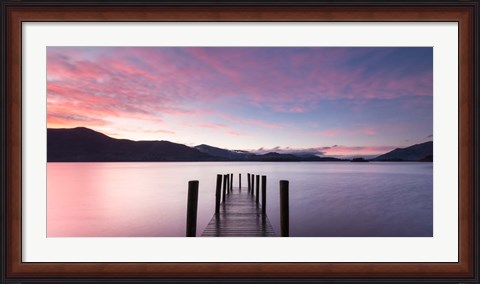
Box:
201;186;276;237
186;173;289;237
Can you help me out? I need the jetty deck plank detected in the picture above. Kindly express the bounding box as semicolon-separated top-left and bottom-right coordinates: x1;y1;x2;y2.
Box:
201;187;276;237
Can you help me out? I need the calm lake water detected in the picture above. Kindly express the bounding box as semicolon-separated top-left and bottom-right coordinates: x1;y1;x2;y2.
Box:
47;162;432;237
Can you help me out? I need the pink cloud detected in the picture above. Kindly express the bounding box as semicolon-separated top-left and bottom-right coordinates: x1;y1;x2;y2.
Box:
47;50;201;133
320;128;377;138
141;129;176;135
216;113;283;129
48;48;431;122
179;120;248;137
196;123;230;130
227;130;249;137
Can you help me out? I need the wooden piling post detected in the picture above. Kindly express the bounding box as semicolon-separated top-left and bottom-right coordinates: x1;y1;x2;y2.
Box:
239;173;241;190
280;180;289;237
215;174;222;214
230;173;233;191
247;173;251;192
186;180;199;237
222;174;227;201
227;174;231;194
255;175;260;203
261;175;267;214
251;174;255;195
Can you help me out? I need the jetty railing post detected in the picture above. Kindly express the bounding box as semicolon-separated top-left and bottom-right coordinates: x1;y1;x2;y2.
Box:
226;174;230;194
215;174;222;214
186;180;199;237
249;174;252;195
222;174;227;202
255;175;260;203
247;173;251;192
230;173;233;192
239;173;241;190
280;180;289;237
251;174;254;195
261;175;267;214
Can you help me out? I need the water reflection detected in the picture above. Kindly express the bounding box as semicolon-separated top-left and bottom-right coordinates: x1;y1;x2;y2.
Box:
47;162;432;237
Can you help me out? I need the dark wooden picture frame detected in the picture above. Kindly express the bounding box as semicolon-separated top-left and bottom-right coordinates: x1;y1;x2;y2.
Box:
1;1;478;282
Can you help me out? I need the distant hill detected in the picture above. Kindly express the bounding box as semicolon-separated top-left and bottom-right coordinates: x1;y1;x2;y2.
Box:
48;127;214;162
351;157;369;162
194;144;343;162
253;152;301;161
47;127;346;162
250;152;342;162
372;141;433;161
194;144;253;160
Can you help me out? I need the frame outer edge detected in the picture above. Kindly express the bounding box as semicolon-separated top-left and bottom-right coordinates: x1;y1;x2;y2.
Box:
458;5;474;278
474;1;479;282
5;5;23;279
0;1;7;283
0;2;478;282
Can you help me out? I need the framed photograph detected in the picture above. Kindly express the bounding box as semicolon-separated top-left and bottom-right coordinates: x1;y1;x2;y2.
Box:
1;0;478;282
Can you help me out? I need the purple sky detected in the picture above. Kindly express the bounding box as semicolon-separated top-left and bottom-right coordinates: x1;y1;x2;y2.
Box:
47;47;433;157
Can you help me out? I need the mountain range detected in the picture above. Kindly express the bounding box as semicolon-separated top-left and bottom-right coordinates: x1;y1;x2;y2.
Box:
193;144;341;162
47;127;432;162
372;141;433;162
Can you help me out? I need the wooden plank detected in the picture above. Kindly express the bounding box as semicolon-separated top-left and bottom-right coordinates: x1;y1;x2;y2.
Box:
201;187;276;237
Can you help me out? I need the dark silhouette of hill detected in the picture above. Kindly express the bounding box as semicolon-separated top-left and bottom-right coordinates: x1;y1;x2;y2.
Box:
194;144;254;160
372;141;433;161
253;152;301;161
48;127;214;162
48;127;345;162
193;145;344;161
250;152;343;162
419;155;433;162
351;157;369;162
49;127;427;163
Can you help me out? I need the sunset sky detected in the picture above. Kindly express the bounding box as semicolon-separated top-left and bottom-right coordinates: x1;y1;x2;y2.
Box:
47;47;433;157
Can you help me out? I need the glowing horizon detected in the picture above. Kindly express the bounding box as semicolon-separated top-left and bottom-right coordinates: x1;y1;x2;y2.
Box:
47;47;433;157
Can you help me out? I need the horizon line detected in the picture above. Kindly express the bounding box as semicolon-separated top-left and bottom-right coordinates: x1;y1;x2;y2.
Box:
47;126;433;158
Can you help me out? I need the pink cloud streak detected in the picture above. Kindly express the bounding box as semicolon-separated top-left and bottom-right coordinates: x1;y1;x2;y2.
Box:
320;128;377;138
